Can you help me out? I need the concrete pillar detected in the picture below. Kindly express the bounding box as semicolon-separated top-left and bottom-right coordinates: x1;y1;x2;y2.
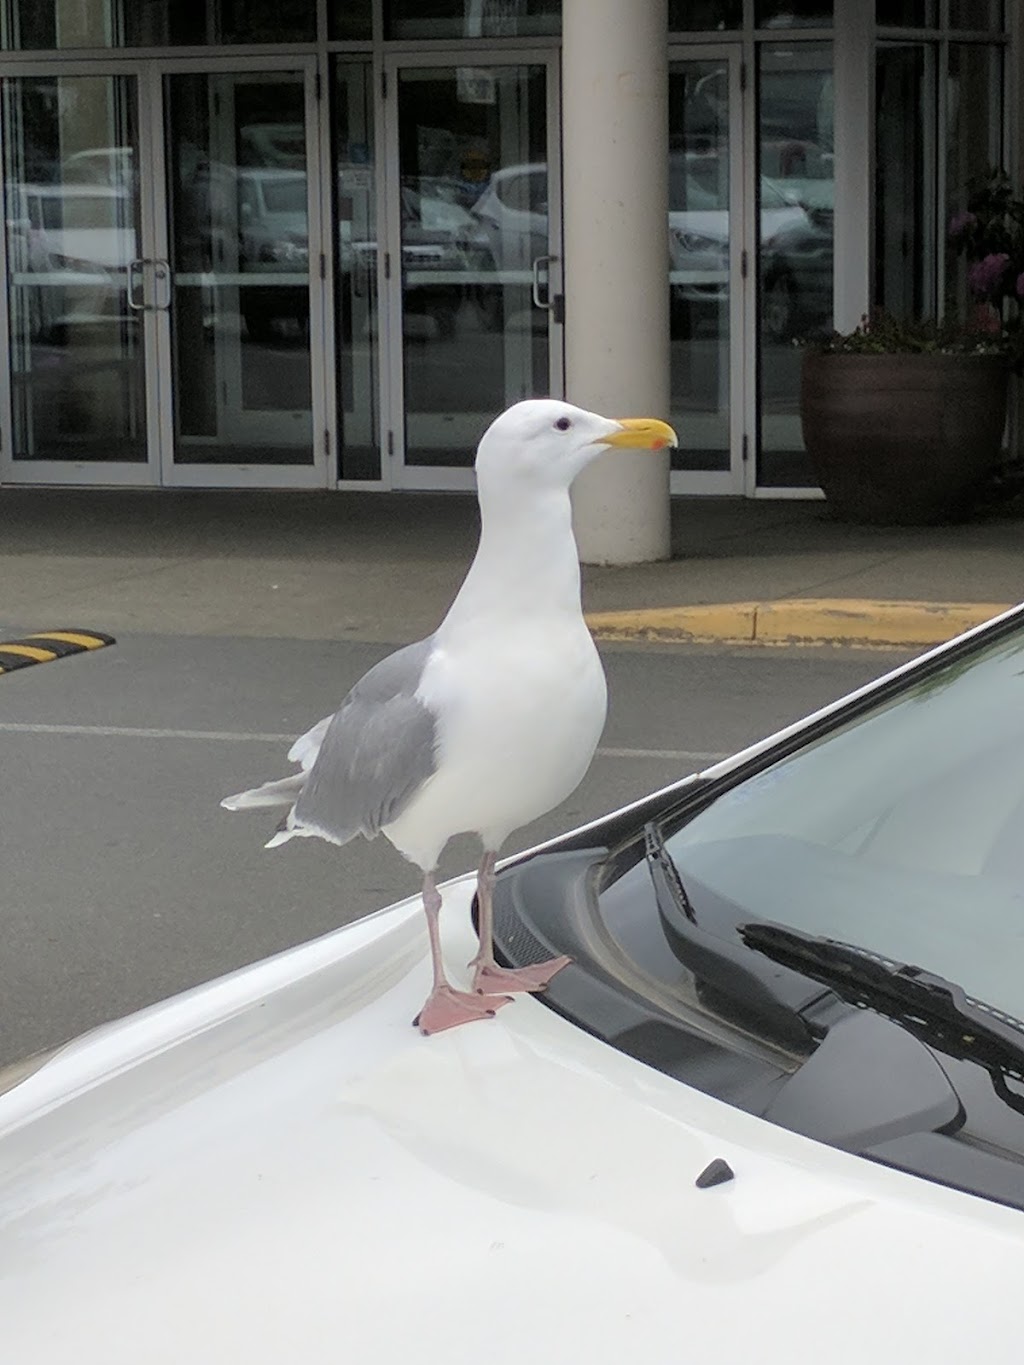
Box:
562;0;671;565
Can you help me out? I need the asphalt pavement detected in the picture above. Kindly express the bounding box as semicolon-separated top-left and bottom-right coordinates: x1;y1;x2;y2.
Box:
2;484;1023;1067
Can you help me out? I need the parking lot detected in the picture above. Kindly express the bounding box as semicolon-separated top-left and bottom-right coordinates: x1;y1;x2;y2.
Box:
2;482;1022;1068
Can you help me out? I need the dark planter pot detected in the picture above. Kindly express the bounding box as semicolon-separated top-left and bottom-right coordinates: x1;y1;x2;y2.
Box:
800;351;1009;525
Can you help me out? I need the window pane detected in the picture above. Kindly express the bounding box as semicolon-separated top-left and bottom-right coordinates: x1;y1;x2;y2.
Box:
396;65;549;467
755;0;832;28
165;72;314;466
669;60;732;474
1;74;146;461
875;43;935;320
949;0;1003;30
946;43;1004;319
876;0;937;24
333;62;379;479
1;0;316;49
328;0;372;39
757;43;834;488
669;0;742;30
385;0;559;40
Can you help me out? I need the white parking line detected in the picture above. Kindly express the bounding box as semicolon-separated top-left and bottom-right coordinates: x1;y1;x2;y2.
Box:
0;721;726;764
0;722;295;743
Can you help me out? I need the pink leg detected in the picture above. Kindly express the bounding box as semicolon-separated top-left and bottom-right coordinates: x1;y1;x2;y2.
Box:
414;871;512;1034
469;851;571;996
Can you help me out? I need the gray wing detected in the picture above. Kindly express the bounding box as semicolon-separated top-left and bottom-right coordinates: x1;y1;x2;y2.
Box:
291;636;439;844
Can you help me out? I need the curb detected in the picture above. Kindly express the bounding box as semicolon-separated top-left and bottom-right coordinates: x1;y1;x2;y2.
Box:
585;599;1013;648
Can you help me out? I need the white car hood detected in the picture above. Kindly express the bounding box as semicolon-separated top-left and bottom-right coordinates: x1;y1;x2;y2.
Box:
2;875;1023;1363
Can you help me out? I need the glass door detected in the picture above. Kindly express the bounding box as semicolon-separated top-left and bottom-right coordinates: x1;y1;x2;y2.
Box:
384;55;562;487
0;58;327;487
667;48;745;495
0;66;155;483
152;59;327;485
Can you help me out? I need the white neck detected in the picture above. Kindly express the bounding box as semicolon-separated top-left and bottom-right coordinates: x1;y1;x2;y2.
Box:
441;480;582;633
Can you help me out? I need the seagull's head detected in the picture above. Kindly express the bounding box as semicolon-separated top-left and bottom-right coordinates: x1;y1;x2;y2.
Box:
474;399;678;494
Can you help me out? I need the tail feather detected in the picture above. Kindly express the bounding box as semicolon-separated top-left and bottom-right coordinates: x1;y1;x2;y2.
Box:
263;807;356;850
264;823;296;849
221;773;304;811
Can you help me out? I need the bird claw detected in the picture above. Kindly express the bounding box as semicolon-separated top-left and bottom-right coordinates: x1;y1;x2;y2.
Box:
471;956;572;995
414;984;513;1035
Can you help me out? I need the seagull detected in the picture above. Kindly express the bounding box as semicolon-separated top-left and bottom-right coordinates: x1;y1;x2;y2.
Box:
222;399;676;1034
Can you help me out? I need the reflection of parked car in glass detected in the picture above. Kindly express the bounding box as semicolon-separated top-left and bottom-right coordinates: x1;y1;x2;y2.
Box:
6;182;136;341
468;157;833;342
466;163;549;332
403;181;492;337
61;145;135;190
470;162;548;276
350;179;491;339
236;168;310;341
668;160;807;336
761;205;834;341
239;122;305;169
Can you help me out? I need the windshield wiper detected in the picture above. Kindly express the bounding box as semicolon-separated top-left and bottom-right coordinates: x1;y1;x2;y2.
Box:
643;823;823;1049
741;921;1024;1112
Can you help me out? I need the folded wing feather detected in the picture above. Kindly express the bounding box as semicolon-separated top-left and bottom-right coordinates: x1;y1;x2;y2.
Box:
221;636;440;849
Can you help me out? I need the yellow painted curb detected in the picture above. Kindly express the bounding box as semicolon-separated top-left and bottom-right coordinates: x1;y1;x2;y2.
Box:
586;599;1014;648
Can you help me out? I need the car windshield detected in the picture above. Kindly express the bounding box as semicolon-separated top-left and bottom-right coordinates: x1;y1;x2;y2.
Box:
663;619;1024;1021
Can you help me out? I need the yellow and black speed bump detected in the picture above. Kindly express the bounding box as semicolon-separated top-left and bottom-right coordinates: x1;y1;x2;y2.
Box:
0;630;115;674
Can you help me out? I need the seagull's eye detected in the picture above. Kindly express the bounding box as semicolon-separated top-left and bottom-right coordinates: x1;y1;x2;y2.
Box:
554;416;572;432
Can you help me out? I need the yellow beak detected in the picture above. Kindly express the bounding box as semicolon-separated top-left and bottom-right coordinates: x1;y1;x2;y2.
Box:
598;417;678;451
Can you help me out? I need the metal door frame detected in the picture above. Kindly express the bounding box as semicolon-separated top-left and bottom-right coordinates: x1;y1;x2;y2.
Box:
666;43;748;498
380;48;563;492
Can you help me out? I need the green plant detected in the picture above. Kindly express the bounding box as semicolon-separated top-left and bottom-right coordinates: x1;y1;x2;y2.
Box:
805;310;1005;358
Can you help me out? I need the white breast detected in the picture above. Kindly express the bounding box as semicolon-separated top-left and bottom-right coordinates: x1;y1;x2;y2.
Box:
383;618;607;869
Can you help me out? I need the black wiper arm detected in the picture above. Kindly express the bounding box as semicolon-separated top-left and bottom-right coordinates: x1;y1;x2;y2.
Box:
643;823;820;1049
741;921;1024;1099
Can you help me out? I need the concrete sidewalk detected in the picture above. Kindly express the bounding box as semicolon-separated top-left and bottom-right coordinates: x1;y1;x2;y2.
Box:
1;485;1022;646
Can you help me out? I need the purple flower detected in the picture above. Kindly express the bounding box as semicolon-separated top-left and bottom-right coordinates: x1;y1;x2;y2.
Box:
968;252;1010;299
949;209;977;238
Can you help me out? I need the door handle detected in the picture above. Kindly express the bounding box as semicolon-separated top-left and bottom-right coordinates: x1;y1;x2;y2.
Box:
531;254;554;308
152;259;171;311
127;257;147;311
127;258;171;312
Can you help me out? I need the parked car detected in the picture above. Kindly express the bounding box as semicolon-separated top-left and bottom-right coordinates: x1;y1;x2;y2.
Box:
186;164;367;341
61;144;136;191
5;182;136;340
470;160;549;276
762;203;834;340
469;158;826;341
668;163;808;336
4;606;1024;1360
351;177;493;339
235;167;311;341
